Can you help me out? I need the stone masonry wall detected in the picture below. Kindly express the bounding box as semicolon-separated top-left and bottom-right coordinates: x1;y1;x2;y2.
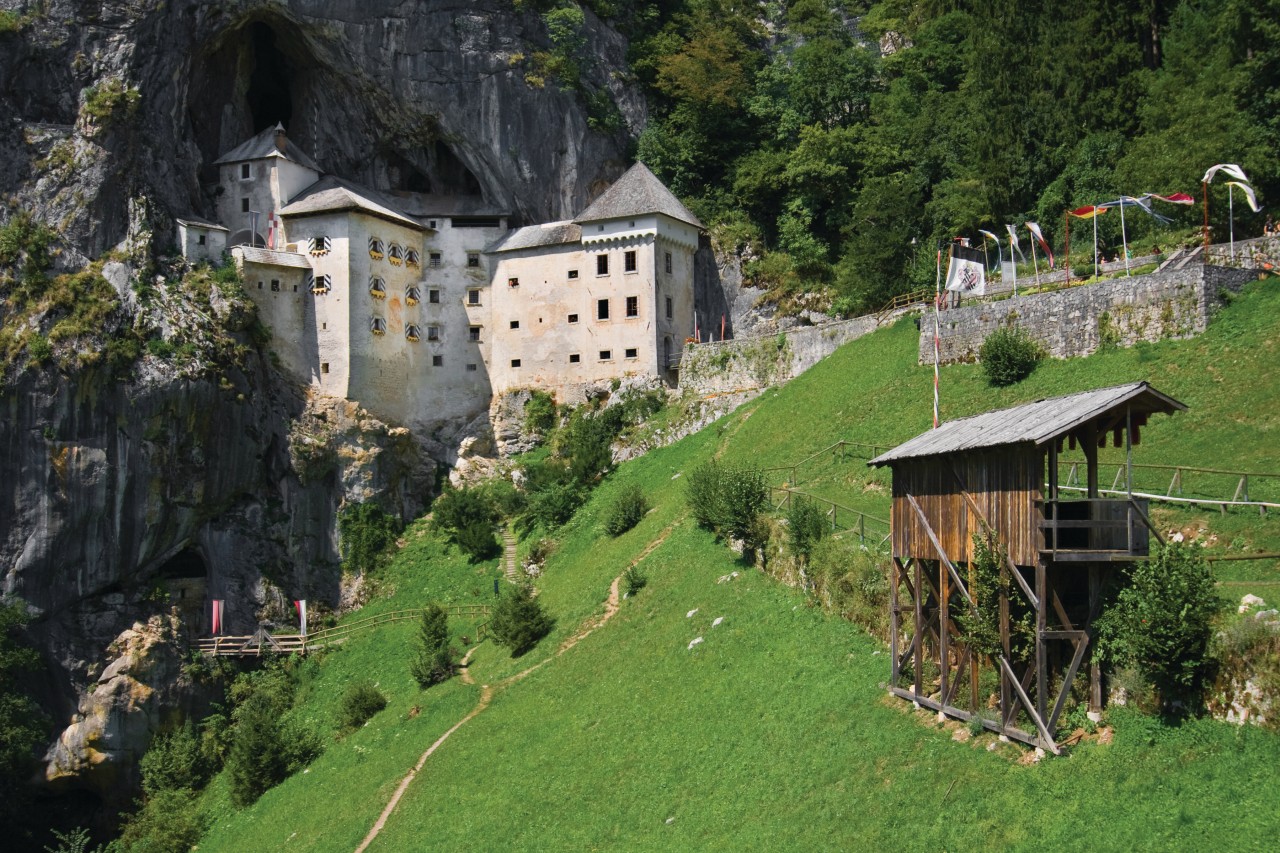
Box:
919;263;1258;365
1206;235;1280;271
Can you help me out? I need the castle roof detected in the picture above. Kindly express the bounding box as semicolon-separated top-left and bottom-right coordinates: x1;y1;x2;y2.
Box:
234;246;313;269
278;176;423;230
574;162;704;229
485;220;582;254
213;124;321;172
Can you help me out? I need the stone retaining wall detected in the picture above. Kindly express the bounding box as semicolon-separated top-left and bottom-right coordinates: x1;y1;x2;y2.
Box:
1206;235;1280;271
918;263;1258;364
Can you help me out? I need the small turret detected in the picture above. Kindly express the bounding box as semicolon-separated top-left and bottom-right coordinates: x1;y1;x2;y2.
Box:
274;122;287;154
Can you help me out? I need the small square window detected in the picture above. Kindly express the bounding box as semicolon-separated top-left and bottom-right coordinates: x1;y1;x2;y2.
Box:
466;363;478;372
468;326;481;342
467;252;480;268
624;250;637;273
429;220;438;229
597;299;609;320
240;163;251;180
625;348;638;359
666;296;673;320
427;326;440;341
432;355;443;367
467;289;481;306
429;289;440;304
508;277;519;287
567;313;578;324
569;353;580;364
322;322;327;330
257;281;263;289
599;350;612;361
429;252;442;267
568;269;579;279
626;296;638;318
321;362;329;374
241;198;250;213
665;252;673;274
597;254;609;275
510;320;520;329
270;279;280;292
292;284;298;293
197;234;206;246
511;359;521;368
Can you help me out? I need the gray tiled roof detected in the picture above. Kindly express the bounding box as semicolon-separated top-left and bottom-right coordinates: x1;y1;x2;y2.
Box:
213;125;321;172
234;246;313;269
484;221;582;253
574;162;704;229
385;192;510;218
868;382;1186;466
278;176;422;230
175;214;227;230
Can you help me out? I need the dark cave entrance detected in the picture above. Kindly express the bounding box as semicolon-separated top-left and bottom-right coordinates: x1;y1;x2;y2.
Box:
157;547;207;580
246;22;294;132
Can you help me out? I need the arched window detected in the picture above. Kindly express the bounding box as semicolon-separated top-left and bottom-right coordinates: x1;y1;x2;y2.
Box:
406;324;421;342
405;249;420;269
368;237;384;260
370;317;386;336
309;273;331;295
369;277;386;299
388;243;403;266
405;286;421;306
309;236;331;256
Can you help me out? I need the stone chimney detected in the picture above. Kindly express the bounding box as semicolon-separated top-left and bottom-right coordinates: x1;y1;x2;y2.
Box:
274;122;287;154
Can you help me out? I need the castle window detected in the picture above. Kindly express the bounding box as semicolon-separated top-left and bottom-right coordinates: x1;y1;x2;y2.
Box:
666;296;673;319
293;284;298;293
370;317;387;335
597;299;609;320
369;238;385;261
599;349;612;361
596;254;609;275
241;197;250;213
257;280;263;289
429;289;440;304
665;252;673;274
240;163;251;180
406;286;421;306
511;359;521;368
427;325;440;341
309;274;331;295
321;362;329;374
270;279;280;292
468;326;481;342
406;324;421;342
197;234;206;246
467;289;481;306
624;250;637;273
567;313;578;324
626;296;638;318
369;277;387;299
508;277;519;287
429;252;442;268
466;363;478;372
428;220;438;229
405;249;420;269
432;355;443;366
467;252;480;268
388;243;403;266
309;236;331;256
625;347;638;359
568;269;579;280
510;320;520;329
569;353;580;364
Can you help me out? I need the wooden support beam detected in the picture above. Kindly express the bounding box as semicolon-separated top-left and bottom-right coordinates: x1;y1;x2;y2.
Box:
913;558;923;699
890;558;903;686
998;656;1061;754
906;494;973;605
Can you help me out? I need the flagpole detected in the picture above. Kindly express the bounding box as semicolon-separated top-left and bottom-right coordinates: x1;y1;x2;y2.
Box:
1120;202;1131;277
1202;180;1210;252
1093;212;1099;279
1229;183;1235;261
933;247;941;430
1064;210;1071;286
1009;235;1018;297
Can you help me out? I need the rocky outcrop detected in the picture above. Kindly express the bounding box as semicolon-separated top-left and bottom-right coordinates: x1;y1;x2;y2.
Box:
0;0;642;263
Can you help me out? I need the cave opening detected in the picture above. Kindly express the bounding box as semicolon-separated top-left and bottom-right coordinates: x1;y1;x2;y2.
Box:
246;22;294;132
157;547;207;580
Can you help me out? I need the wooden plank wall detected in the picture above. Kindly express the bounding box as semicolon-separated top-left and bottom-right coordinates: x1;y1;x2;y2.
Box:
890;448;1043;567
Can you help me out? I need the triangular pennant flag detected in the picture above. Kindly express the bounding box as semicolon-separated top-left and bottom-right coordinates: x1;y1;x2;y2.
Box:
1148;192;1195;205
1025;222;1055;270
1004;223;1026;260
295;600;308;636
1225;181;1263;213
1203;163;1249;184
1069;205;1108;219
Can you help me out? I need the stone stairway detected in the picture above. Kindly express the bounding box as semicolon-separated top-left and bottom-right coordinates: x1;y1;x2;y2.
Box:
502;527;519;582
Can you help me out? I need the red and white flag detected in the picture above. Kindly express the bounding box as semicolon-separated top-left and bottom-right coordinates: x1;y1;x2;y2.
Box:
266;210;276;249
295;600;308;636
1026;222;1055;269
1148;192;1195;205
211;600;224;635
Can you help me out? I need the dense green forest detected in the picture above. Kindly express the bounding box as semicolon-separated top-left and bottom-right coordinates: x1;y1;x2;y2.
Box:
564;0;1278;313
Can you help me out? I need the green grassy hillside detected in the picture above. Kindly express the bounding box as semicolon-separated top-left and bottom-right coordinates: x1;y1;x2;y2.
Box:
195;280;1280;852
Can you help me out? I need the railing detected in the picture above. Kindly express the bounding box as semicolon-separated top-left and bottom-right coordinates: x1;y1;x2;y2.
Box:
1040;497;1163;561
1058;460;1280;516
771;485;891;546
762;440;894;487
874;288;933;322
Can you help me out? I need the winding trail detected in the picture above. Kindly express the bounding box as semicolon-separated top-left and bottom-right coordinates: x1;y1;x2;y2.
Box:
354;521;677;852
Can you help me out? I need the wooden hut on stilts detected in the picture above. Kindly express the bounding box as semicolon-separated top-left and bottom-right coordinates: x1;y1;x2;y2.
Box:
868;382;1186;753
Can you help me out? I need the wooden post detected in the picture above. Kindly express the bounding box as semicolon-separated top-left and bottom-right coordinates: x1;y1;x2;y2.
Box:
1088;564;1103;713
940;559;950;707
914;559;924;700
1035;561;1048;734
890;558;902;687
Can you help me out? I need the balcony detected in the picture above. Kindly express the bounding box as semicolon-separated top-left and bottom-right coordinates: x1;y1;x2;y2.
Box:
1040;498;1157;561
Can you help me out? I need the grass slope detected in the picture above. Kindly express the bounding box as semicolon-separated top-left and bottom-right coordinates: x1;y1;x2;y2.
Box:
198;280;1280;851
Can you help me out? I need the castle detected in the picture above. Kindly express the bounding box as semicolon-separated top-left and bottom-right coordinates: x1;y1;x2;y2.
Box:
176;125;702;433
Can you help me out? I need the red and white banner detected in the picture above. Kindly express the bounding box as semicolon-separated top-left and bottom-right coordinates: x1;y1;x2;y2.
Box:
1148;192;1195;205
295;600;308;636
1026;222;1055;269
211;600;224;635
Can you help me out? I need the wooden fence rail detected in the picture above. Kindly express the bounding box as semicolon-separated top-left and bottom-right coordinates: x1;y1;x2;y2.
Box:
771;485;891;547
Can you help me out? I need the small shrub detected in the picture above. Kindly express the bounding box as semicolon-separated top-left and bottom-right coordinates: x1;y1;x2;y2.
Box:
338;502;403;575
624;565;648;597
455;519;501;562
979;326;1042;386
226;694;289;806
604;486;649;537
524;390;557;434
338;681;387;731
410;604;455;688
786;496;828;565
489;586;553;657
113;787;207;853
140;722;209;796
686;460;768;543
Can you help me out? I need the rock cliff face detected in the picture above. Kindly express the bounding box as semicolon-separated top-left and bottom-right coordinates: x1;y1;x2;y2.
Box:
0;0;642;264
